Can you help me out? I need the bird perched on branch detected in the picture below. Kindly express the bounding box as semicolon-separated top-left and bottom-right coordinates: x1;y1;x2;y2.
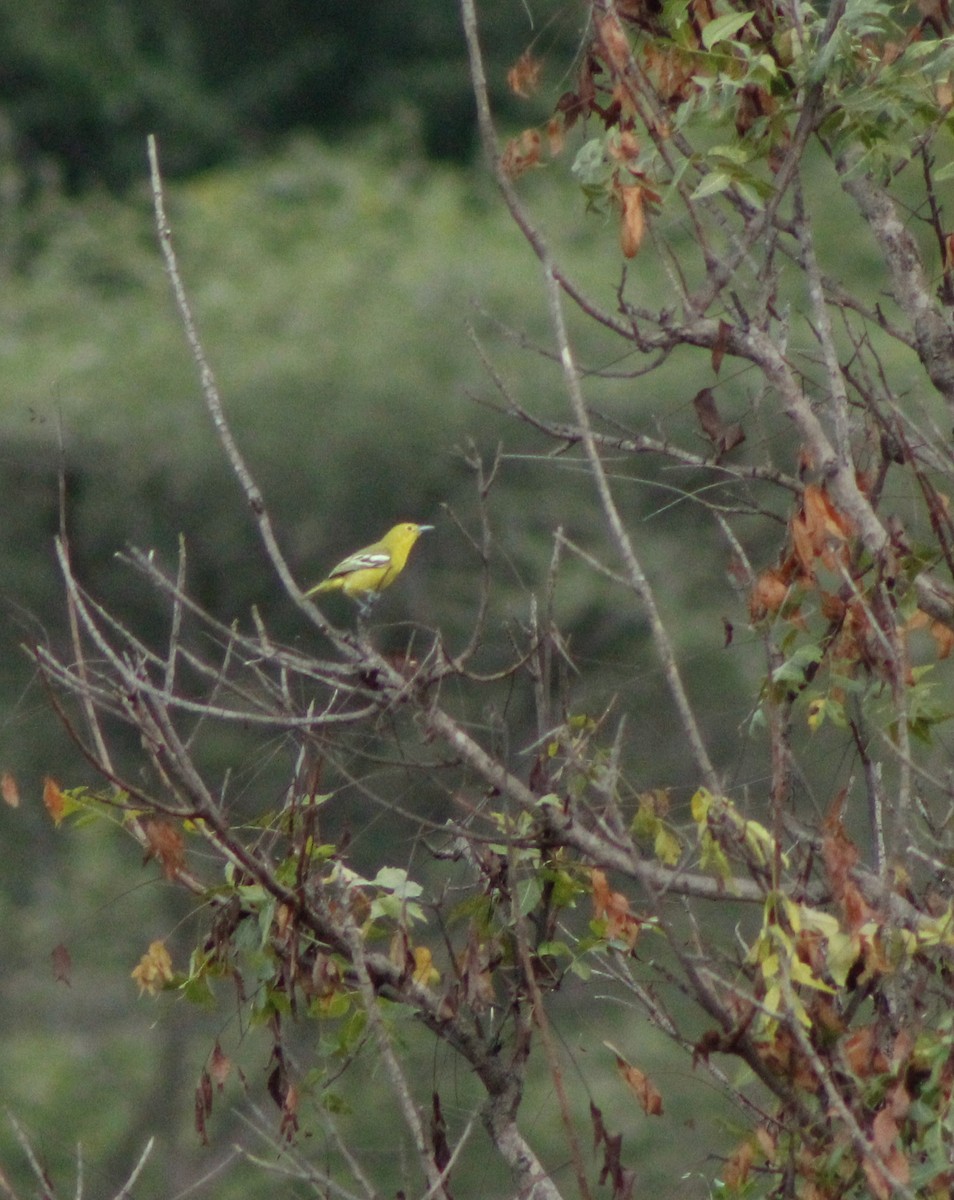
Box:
305;522;434;614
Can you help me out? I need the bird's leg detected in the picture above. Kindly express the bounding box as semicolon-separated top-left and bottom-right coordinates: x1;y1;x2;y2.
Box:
355;592;380;621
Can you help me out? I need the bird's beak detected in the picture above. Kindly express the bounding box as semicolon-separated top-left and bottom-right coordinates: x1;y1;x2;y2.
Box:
418;524;435;533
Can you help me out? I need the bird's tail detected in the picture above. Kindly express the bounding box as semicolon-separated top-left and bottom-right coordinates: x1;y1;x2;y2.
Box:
305;578;339;598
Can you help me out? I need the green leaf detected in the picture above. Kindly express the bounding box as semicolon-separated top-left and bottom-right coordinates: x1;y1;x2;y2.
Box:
373;867;423;899
772;643;823;684
701;11;754;50
691;170;732;199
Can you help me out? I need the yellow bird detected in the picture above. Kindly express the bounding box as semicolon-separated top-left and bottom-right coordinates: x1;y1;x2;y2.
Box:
306;522;434;613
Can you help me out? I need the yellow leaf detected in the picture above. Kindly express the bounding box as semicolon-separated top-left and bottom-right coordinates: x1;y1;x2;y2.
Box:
131;940;174;996
789;957;835;993
654;825;681;866
413;945;440;986
825;931;859;987
742;818;775;866
807;697;825;730
690;788;713;823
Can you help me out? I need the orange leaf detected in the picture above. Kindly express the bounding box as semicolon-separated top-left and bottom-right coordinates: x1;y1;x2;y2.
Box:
749;567;789;620
618;184;646;258
803;483;853;540
842;880;875;934
597;10;632;74
723;1139;754;1188
1;770;20;808
507;50;542;99
591;869;641;947
546;116;565;157
608;1046;664;1115
844;1026;888;1077
501;129;542;179
142;818;186;879
43;776;65;825
930;618;954;659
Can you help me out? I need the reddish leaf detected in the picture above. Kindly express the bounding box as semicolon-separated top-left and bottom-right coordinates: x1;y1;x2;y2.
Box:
692;387;745;457
711;319;732;374
591;1099;636;1200
195;1080;210;1146
209;1040;231;1090
280;1083;300;1141
555;90;585;130
431;1091;451;1175
844;1026;888;1078
51;942;72;986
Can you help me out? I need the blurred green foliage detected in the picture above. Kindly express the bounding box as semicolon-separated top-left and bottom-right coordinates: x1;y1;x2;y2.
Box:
0;0;572;195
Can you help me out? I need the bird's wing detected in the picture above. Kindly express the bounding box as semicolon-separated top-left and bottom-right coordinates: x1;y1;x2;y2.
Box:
327;548;391;579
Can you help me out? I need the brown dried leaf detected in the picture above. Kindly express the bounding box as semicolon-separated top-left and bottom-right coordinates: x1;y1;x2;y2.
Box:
606;1043;664;1115
735;83;777;138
